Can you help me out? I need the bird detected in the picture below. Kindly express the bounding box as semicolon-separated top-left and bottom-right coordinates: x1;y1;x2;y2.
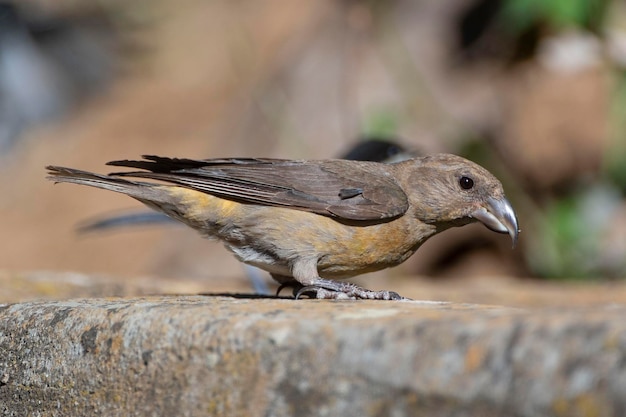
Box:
46;153;519;300
74;138;414;296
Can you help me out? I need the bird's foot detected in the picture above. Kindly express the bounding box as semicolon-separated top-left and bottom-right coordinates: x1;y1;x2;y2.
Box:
293;278;409;301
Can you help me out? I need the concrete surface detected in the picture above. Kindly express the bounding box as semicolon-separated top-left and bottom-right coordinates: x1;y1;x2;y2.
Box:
1;295;625;417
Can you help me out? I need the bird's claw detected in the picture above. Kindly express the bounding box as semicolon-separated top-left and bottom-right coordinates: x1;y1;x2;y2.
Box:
295;286;356;300
275;277;408;300
294;281;408;301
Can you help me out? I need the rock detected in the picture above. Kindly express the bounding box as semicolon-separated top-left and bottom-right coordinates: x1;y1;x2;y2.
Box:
1;295;625;417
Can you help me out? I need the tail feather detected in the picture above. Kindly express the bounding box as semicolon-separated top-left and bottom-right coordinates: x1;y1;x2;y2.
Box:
47;165;223;233
46;166;165;202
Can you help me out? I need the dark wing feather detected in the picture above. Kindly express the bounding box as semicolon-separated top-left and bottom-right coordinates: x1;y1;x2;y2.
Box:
107;156;408;221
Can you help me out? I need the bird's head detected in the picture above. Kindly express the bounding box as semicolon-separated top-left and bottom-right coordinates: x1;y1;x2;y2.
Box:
397;154;519;247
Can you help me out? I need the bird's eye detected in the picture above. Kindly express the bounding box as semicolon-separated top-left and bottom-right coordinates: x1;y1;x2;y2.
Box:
459;176;474;190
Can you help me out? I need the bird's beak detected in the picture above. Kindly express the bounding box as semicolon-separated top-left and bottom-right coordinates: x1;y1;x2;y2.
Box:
471;197;519;248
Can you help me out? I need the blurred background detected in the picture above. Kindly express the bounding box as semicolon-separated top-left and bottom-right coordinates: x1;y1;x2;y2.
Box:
1;0;625;303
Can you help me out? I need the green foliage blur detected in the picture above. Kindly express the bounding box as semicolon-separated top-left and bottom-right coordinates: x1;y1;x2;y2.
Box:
502;0;608;32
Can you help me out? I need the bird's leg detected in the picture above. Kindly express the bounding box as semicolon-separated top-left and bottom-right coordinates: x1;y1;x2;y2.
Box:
289;259;409;301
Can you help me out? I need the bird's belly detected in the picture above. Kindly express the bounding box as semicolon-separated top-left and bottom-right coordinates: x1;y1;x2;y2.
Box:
162;189;432;279
315;224;423;278
225;206;428;279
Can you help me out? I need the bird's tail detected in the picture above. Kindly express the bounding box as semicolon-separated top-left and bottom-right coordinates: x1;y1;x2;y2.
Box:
46;166;168;203
46;165;238;237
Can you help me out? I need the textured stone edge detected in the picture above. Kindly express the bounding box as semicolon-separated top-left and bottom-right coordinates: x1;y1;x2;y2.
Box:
0;296;624;417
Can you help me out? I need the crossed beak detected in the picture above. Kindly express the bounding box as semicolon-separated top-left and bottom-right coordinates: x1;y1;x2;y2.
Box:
471;197;520;248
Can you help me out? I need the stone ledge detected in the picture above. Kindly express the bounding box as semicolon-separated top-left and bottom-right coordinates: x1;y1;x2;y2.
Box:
0;296;624;417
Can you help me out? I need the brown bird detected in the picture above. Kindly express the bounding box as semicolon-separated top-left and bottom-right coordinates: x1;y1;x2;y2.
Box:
46;154;519;300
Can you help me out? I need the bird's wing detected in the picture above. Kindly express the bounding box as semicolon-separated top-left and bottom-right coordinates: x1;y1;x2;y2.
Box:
107;155;409;221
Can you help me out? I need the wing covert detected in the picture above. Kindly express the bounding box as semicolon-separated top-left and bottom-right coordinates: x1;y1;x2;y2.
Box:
108;156;409;221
